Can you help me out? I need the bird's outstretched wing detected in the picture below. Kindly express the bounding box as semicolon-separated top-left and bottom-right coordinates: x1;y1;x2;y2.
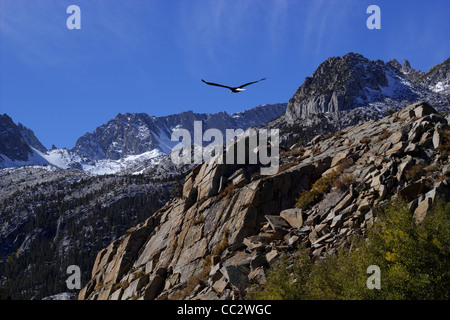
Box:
201;79;233;90
238;78;267;88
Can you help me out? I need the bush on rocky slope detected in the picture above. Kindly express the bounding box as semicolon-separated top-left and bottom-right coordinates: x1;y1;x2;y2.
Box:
250;199;450;300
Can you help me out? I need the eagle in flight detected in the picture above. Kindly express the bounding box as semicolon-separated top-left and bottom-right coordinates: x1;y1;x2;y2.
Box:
201;78;266;93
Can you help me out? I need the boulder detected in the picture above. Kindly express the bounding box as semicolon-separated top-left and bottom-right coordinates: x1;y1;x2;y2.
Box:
248;267;267;284
265;250;279;264
385;142;406;157
356;198;371;213
121;276;147;300
212;277;230;293
220;265;250;293
209;263;223;282
288;235;300;246
222;251;252;268
109;288;123;300
330;214;343;228
389;132;405;144
331;150;350;168
333;192;354;215
279;208;303;228
404;143;418;155
413;102;437;118
414;198;432;224
432;130;441;149
265;215;291;233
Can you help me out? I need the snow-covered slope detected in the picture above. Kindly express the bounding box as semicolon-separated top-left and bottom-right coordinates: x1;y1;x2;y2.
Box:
35;148;165;175
0;147;49;168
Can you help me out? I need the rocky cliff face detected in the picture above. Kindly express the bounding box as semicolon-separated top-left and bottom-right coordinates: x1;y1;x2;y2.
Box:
0;115;49;169
17;123;47;153
421;58;450;94
270;54;450;152
283;53;449;124
284;53;417;122
79;102;450;300
0;114;34;163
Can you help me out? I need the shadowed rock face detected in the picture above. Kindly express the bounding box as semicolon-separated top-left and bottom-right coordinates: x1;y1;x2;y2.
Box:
0;114;33;162
17;123;47;153
80;102;449;301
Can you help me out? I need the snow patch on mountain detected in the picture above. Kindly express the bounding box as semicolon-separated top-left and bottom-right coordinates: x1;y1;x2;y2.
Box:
37;148;165;176
430;81;449;93
0;148;49;168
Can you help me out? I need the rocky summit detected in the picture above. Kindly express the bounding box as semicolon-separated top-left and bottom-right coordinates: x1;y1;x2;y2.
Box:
270;53;450;152
283;53;448;123
0;114;37;163
79;102;450;300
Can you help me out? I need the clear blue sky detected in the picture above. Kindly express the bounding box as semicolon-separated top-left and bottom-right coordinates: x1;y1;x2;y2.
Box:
1;0;449;149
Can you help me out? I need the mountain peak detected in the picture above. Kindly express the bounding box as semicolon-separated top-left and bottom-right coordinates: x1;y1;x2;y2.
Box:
17;123;47;153
0;114;33;163
403;59;412;69
284;52;418;122
422;57;450;91
388;58;402;70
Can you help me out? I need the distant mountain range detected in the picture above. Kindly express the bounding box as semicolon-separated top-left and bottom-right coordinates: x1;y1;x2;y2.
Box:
72;104;287;160
0;104;287;174
2;53;449;174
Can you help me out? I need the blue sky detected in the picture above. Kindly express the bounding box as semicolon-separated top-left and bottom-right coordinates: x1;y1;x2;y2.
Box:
0;0;449;149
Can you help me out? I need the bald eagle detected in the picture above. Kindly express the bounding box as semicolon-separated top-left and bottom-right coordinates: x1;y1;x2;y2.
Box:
201;78;266;93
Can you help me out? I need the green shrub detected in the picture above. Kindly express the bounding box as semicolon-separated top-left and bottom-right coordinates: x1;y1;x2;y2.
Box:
251;199;450;300
248;250;313;300
295;170;341;210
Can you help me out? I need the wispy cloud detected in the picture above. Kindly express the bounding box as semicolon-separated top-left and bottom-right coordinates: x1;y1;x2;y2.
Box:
175;0;295;77
0;0;160;67
0;0;70;66
301;0;352;57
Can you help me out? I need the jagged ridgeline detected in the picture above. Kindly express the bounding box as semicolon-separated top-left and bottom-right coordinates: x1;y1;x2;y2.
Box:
79;102;449;300
269;53;450;148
